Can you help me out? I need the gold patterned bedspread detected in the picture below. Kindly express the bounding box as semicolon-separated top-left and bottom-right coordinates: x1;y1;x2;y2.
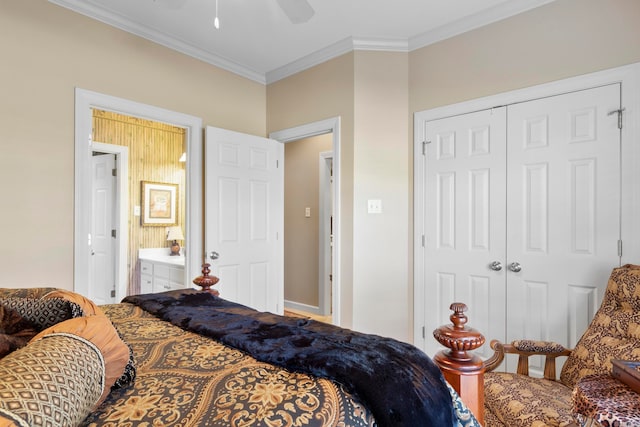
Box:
82;303;375;427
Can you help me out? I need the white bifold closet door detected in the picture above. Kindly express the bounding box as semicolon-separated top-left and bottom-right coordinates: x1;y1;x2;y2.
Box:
422;83;621;374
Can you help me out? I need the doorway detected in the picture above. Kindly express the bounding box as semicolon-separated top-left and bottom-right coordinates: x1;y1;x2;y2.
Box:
74;88;203;301
281;135;333;319
270;117;342;325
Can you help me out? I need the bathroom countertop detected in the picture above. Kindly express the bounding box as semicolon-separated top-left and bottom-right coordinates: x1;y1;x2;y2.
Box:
138;248;185;267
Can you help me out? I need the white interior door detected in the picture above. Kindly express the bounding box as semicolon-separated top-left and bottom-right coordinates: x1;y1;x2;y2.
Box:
91;153;117;305
205;126;284;313
505;84;621;373
421;108;508;358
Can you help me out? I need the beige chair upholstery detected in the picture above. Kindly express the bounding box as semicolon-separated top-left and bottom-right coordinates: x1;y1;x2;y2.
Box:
483;264;640;427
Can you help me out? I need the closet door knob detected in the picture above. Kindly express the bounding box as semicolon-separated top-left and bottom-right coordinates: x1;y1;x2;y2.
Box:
509;262;522;273
489;261;503;271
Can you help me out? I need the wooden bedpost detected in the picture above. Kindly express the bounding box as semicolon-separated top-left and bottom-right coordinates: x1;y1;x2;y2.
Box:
432;302;485;425
193;263;220;295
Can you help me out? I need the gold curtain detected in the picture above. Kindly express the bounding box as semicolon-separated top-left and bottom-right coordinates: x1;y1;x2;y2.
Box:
92;109;186;295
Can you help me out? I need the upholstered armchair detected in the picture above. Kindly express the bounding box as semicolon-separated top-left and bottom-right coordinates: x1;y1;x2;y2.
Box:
483;264;640;426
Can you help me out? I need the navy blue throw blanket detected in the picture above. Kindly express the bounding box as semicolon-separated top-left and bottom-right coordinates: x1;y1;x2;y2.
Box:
123;290;454;427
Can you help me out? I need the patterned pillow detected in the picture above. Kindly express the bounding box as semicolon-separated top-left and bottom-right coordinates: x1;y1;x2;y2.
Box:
0;287;58;299
0;297;83;330
0;305;38;358
43;289;105;316
31;315;133;403
0;334;105;426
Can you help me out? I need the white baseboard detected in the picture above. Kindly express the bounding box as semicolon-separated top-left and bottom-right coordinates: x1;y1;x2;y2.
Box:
284;300;321;315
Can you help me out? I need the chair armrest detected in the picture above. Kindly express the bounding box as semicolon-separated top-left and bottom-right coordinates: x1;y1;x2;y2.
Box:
483;339;572;380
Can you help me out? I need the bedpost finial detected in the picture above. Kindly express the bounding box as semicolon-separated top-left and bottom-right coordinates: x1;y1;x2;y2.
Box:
433;302;485;361
450;302;468;330
193;263;220;295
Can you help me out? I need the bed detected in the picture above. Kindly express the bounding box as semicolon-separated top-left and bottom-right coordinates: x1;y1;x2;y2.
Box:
0;287;480;427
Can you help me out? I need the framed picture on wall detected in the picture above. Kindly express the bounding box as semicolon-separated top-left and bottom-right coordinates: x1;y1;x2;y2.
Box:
141;181;178;226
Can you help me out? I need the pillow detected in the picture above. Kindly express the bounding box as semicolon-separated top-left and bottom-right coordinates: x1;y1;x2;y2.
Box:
31;315;133;403
0;297;82;329
43;289;105;316
0;305;38;358
0;287;58;299
39;290;136;390
0;333;105;427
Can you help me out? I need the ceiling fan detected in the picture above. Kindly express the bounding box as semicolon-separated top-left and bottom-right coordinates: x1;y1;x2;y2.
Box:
276;0;315;24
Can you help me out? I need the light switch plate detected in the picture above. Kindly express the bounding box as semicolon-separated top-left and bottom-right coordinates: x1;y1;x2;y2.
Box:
305;207;311;217
134;205;141;216
367;199;382;214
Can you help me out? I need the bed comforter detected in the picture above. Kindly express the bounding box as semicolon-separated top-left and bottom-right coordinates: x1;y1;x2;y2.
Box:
1;287;480;426
122;290;455;427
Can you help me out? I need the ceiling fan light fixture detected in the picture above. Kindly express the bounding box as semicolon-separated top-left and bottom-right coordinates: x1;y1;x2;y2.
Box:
277;0;315;24
214;0;220;29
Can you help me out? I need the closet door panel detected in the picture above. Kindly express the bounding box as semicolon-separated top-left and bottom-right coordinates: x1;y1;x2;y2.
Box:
422;107;507;358
506;84;621;374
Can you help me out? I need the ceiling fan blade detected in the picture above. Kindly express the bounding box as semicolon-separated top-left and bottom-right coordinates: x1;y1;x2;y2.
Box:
276;0;315;24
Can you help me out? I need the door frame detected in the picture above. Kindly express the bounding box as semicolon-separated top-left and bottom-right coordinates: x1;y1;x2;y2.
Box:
91;143;128;302
413;62;640;350
270;117;342;325
74;88;203;300
319;150;333;316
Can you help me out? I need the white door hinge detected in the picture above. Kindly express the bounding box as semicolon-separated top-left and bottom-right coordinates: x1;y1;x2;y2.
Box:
422;140;431;155
608;108;625;130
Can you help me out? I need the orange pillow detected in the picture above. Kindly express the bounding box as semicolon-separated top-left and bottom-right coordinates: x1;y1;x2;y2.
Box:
31;315;130;403
43;289;104;316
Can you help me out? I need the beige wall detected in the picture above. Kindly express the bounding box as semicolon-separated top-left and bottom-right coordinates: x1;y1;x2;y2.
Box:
409;0;640;113
0;1;265;289
284;134;333;307
352;51;410;339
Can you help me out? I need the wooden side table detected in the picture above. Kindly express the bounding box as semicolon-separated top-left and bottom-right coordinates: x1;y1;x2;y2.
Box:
572;374;640;426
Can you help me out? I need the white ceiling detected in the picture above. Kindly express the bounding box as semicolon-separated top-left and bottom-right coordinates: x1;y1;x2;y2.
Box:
49;0;555;84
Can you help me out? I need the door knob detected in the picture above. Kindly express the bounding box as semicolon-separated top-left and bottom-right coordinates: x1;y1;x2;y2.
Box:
509;262;522;273
489;261;503;271
209;251;219;260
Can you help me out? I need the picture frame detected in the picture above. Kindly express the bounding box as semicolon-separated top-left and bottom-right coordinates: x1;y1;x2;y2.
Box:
141;181;178;226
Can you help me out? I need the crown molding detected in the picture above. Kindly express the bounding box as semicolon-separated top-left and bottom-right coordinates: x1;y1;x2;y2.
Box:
265;37;354;84
265;37;409;84
50;0;557;86
49;0;266;84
